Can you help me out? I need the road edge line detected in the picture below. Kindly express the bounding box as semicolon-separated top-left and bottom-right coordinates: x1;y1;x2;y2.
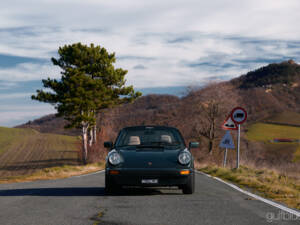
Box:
196;170;300;217
73;170;105;178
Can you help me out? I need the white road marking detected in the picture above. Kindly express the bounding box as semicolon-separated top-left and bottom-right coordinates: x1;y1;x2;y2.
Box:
73;170;105;178
196;170;300;217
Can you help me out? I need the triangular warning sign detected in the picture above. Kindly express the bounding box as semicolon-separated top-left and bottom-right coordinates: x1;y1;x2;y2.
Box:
219;131;235;149
222;115;238;130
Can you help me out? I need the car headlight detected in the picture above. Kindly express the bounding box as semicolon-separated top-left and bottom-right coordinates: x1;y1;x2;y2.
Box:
108;151;122;165
178;151;191;165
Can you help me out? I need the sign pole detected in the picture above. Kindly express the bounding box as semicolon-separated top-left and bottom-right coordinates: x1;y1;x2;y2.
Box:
223;148;228;167
225;106;247;169
236;124;240;169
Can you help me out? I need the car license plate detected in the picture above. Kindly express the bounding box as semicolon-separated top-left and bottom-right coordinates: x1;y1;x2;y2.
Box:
141;179;158;184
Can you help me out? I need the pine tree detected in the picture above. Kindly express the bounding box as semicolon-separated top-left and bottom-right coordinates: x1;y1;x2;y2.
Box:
32;43;141;164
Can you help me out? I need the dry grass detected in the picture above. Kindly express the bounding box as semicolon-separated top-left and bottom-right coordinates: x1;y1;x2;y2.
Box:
199;165;300;210
0;163;105;184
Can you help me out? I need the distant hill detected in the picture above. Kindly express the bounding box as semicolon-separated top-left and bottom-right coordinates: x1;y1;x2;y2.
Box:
234;62;300;122
16;114;80;136
232;60;300;89
265;111;300;126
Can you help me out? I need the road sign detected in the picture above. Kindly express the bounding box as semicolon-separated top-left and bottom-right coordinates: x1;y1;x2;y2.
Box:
222;115;238;130
219;131;235;149
231;107;247;124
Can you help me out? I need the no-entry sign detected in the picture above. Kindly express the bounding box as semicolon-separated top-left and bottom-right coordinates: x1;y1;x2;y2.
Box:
231;107;247;124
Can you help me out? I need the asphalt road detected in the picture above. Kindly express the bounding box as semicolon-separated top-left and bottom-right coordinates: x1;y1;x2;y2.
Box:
0;171;299;225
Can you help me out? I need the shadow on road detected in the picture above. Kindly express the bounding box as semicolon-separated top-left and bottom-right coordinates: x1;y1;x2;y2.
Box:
0;187;105;196
0;187;182;197
108;187;182;196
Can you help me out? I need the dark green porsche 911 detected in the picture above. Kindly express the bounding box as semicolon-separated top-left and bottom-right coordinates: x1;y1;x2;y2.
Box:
104;126;199;194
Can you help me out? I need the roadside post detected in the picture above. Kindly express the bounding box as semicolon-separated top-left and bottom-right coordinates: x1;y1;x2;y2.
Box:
230;107;247;169
224;148;227;167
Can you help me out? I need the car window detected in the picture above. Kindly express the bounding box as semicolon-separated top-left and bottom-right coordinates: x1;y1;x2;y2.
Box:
115;127;185;148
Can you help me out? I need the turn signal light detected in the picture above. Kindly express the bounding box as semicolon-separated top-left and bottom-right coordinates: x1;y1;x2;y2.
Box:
109;170;120;175
180;170;190;175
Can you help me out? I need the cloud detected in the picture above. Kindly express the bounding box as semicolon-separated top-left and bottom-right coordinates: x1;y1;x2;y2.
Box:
0;105;55;127
133;64;147;70
0;0;300;125
0;62;61;81
0;92;34;99
167;36;193;44
0;81;18;90
0;53;46;68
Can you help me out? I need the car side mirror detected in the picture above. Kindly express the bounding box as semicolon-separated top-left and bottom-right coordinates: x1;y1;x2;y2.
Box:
104;141;113;149
189;142;199;149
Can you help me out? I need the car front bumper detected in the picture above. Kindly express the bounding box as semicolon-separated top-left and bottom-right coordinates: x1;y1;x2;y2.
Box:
106;168;193;187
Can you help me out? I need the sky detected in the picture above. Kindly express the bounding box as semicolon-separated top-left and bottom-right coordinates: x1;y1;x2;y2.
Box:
1;0;300;127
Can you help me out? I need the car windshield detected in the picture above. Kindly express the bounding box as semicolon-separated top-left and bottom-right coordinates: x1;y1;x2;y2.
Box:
115;127;185;149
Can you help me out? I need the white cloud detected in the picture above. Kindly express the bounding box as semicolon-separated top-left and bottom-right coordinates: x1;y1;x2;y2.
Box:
0;0;300;126
0;92;34;99
0;104;55;127
0;1;299;87
2;0;299;126
0;62;61;81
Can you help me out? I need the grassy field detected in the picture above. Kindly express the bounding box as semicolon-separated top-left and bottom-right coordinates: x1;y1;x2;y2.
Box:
0;127;80;179
247;123;300;141
266;111;300;125
0;127;37;154
200;166;300;210
246;123;300;162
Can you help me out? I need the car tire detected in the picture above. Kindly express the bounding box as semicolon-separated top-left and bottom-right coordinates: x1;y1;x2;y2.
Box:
182;172;195;194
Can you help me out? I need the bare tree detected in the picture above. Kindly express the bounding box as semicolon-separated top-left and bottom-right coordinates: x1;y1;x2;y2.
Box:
192;82;239;154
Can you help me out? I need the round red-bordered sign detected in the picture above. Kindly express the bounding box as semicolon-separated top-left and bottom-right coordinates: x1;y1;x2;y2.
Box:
230;107;247;124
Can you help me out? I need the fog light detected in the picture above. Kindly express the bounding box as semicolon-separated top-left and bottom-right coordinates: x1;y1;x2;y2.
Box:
180;170;190;175
109;170;120;175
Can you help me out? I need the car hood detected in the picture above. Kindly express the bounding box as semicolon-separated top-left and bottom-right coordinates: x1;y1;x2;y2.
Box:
118;148;183;168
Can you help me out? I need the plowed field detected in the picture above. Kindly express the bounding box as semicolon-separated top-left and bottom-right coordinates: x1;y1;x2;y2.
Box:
0;127;79;178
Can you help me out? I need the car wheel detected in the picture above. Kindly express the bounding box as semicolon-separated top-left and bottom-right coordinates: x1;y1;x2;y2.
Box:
182;173;195;194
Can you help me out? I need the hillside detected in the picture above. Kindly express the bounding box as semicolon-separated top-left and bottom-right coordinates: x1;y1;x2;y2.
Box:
16;114;80;136
247;122;300;163
265;111;300;126
232;59;300;89
0;127;79;179
18;60;300;131
16;60;300;172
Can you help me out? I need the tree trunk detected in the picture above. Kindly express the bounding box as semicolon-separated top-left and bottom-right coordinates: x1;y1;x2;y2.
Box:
209;120;215;154
93;125;97;143
82;125;88;164
89;128;93;147
208;140;213;154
